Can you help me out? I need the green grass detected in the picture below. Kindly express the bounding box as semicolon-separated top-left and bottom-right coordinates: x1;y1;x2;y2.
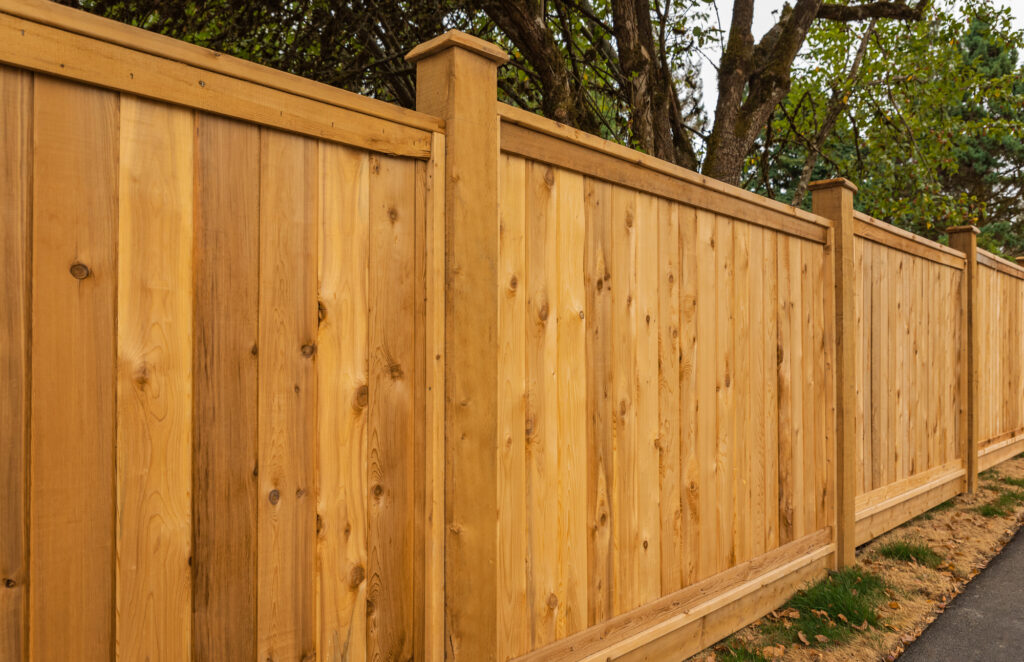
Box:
976;489;1024;517
712;639;771;661
761;566;888;648
980;469;1001;482
876;538;943;568
915;498;956;521
1002;475;1024;489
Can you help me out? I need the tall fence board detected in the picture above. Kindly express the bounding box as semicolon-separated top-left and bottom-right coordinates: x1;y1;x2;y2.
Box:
4;5;1024;662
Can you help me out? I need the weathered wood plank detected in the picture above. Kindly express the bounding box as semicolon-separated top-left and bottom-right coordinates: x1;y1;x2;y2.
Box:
192;112;260;662
30;76;118;661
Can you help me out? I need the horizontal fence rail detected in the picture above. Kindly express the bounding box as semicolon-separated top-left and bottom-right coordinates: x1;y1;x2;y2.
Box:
2;4;1024;662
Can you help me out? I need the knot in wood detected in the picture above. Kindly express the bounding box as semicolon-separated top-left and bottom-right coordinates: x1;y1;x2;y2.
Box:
546;593;558;609
69;262;91;280
317;301;327;322
268;489;280;505
300;343;316;358
388;362;404;380
349;564;366;588
372;484;384;498
353;384;369;410
538;301;549;322
3;578;15;588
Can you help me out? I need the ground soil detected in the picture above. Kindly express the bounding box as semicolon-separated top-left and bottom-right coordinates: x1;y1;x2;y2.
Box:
690;454;1024;662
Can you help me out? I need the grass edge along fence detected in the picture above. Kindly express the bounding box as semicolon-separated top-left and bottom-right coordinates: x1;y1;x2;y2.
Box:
3;2;1024;660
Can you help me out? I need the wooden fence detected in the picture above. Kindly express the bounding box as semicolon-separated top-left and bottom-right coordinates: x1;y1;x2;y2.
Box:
1;3;1023;661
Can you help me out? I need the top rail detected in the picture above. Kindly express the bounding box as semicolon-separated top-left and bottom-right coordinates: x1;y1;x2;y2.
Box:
498;103;832;244
0;0;442;155
977;248;1024;280
852;211;966;270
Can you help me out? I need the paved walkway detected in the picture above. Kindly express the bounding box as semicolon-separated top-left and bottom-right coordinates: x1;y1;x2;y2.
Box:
900;529;1024;661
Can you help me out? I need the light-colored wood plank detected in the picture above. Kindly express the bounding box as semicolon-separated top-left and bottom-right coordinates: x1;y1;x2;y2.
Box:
555;169;587;636
0;12;433;158
635;193;661;603
116;95;194;661
611;184;640;612
679;205;700;585
716;216;736;565
658;198;683;593
317;142;370;662
192;112;259;662
748;226;767;559
257;129;318;662
366;154;417;660
0;64;30;662
497;154;529;659
787;236;806;539
30;76;117;661
732;221;752;564
526;160;560;643
585;177;615;624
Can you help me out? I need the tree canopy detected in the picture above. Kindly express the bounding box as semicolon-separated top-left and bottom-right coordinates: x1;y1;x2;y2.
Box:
64;0;1024;254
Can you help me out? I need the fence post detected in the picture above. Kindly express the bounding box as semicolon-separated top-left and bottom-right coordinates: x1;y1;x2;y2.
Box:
809;178;858;568
407;32;508;661
948;226;980;493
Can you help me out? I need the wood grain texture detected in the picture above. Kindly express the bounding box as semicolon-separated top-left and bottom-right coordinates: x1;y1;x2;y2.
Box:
257;129;318;662
498;154;529;659
317;142;370;662
366;154;417;661
192;112;259;662
30;76;118;661
116;95;194;661
0;65;30;662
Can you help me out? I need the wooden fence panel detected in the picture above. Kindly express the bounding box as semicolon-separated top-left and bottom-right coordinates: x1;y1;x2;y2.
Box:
851;218;966;544
0;6;444;658
494;139;836;660
976;254;1024;469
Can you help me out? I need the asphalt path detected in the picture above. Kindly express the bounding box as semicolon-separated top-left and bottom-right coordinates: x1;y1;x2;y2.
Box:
900;529;1024;661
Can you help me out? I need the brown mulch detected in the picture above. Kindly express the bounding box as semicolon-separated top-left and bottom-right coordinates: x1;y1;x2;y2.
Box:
690;454;1024;662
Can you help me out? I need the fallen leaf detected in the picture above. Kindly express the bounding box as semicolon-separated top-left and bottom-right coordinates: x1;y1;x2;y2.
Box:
815;634;829;643
762;645;785;659
798;631;810;646
837;613;848;623
888;601;902;610
852;620;868;631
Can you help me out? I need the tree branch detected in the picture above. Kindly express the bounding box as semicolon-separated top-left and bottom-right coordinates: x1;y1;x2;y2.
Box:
817;0;929;22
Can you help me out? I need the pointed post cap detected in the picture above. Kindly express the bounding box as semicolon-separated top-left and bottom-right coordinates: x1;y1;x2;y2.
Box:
947;225;981;235
808;178;859;193
406;30;509;65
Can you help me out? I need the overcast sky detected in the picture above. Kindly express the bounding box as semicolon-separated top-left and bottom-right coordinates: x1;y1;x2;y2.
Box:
699;0;1024;120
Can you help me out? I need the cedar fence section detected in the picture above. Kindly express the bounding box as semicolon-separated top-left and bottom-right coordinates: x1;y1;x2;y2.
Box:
2;3;1024;662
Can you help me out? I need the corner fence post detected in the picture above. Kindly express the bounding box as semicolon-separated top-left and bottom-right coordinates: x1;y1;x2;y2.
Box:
407;31;508;661
810;178;858;568
948;226;980;493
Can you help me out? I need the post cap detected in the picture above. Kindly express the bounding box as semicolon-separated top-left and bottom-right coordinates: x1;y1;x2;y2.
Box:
1015;257;1024;266
947;225;981;235
808;178;859;193
406;30;509;65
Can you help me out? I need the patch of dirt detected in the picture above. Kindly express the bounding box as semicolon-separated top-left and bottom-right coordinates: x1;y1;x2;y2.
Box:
690;454;1024;662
